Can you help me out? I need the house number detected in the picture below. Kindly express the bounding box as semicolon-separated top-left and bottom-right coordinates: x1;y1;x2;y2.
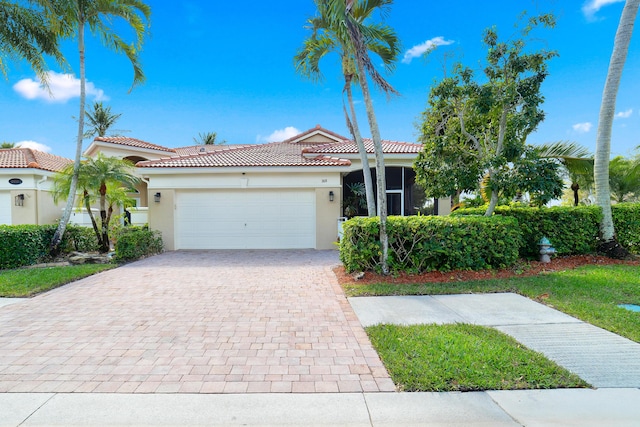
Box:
9;178;22;185
321;179;327;183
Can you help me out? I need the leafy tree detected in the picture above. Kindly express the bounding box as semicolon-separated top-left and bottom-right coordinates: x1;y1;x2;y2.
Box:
609;156;640;203
322;0;401;275
295;0;399;217
414;14;557;216
193;131;225;145
536;141;593;206
84;101;123;138
53;154;139;253
594;0;639;258
0;1;64;81
49;0;151;255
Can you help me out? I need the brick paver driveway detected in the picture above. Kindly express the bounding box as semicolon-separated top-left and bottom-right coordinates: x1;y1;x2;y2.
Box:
0;250;394;394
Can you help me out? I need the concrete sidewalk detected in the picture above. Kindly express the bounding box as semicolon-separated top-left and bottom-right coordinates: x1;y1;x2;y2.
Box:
349;293;640;388
2;388;640;426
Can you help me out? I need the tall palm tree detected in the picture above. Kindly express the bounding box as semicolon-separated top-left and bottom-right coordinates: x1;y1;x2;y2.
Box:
84;101;123;138
49;0;151;254
0;1;64;82
193;131;225;145
295;1;399;217
536;141;593;206
609;156;640;203
53;154;139;253
322;0;400;274
594;0;638;258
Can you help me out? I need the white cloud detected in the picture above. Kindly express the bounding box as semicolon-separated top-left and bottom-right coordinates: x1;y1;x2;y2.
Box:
572;122;593;133
15;140;52;153
257;126;301;143
13;71;107;103
582;0;624;20
615;108;633;118
402;37;454;64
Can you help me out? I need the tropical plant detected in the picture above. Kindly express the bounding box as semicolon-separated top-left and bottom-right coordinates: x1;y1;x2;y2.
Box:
594;0;638;258
536;141;594;206
0;141;15;148
84;101;123;138
193;131;225;145
0;1;64;81
49;0;151;255
608;156;640;203
414;14;557;217
53;154;139;253
295;0;399;218
320;0;401;275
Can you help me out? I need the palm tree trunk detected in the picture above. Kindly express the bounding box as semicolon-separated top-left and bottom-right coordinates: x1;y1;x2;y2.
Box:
99;184;109;253
571;182;580;206
345;75;376;216
51;16;86;255
594;0;638;257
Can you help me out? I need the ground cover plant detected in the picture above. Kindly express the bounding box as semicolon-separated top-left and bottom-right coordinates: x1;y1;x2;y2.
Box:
0;264;113;297
367;323;588;392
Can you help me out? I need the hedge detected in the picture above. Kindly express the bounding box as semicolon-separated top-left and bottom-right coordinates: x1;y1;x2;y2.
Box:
452;206;602;258
113;226;163;262
340;215;522;274
613;203;640;254
0;225;99;269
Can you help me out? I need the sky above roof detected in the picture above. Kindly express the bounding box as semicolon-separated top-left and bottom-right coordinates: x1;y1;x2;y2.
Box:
1;0;638;160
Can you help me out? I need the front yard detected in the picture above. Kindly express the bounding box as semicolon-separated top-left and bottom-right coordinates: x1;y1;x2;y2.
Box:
0;264;114;297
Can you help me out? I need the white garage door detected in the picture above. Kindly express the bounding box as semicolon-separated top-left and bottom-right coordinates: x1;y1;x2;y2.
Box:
175;190;316;249
0;192;11;225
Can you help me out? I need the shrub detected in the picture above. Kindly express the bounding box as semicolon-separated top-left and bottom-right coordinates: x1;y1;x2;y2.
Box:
452;206;602;258
61;225;101;253
0;225;54;269
340;215;521;274
114;226;163;262
612;203;640;254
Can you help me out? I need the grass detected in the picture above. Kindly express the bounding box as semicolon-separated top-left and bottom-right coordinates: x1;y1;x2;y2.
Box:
367;323;589;392
345;264;640;343
0;264;114;297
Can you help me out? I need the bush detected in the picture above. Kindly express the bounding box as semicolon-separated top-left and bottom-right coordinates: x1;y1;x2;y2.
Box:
612;203;640;254
340;215;521;274
61;225;101;253
114;226;163;262
452;206;602;258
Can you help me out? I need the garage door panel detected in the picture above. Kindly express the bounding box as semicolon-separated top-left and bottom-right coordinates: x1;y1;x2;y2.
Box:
176;190;316;249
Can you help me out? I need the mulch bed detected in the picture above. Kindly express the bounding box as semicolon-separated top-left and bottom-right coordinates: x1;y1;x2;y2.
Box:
334;255;639;286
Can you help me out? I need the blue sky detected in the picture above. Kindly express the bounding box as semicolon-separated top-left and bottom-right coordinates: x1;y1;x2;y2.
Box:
1;0;639;160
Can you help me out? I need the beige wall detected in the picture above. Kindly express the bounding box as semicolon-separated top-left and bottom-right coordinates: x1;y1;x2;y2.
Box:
315;187;342;250
37;190;62;225
11;189;36;225
148;189;175;250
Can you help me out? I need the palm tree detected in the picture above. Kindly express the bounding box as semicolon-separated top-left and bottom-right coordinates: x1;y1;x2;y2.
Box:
53;154;139;253
536;141;594;206
49;0;151;255
193;131;225;145
609;156;640;203
0;1;65;82
295;1;399;217
84;101;123;138
322;0;400;274
594;0;638;258
1;141;15;148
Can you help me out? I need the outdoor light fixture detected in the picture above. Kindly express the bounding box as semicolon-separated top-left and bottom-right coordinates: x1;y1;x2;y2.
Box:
154;192;161;203
329;191;334;202
15;194;24;207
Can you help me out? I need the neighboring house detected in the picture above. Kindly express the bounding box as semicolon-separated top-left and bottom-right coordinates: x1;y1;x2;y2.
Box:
0;148;72;225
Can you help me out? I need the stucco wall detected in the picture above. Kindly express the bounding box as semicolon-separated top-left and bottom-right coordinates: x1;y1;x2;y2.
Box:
148;189;175;251
315;187;342;250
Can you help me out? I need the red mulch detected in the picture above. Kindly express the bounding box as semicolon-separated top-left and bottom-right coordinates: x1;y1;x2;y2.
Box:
334;255;639;286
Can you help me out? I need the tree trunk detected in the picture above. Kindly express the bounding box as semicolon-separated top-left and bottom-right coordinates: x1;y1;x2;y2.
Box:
485;109;508;216
344;74;376;217
594;0;638;258
571;182;580;206
99;183;109;253
51;16;86;255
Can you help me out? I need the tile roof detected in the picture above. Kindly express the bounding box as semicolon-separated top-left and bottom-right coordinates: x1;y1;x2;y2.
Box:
94;137;175;153
0;148;72;172
137;142;352;168
303;138;422;155
281;124;349;143
173;144;252;156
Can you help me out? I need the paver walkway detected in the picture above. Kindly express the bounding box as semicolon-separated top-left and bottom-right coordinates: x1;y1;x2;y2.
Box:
349;293;640;388
0;250;394;394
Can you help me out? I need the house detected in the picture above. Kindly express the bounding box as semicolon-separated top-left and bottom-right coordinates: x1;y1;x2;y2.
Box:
0;148;72;226
2;126;446;250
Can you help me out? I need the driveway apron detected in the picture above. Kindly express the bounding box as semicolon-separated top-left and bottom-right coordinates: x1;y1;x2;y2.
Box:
0;250;394;394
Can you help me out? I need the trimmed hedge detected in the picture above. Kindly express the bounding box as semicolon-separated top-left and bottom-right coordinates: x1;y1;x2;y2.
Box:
114;226;163;262
452;206;602;258
613;203;640;254
340;215;522;274
0;225;99;269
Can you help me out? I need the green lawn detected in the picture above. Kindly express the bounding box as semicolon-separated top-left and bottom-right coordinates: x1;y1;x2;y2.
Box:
346;264;640;343
367;323;589;392
0;264;114;297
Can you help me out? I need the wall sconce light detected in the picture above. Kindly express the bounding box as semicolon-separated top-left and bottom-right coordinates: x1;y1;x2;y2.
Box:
15;194;25;207
329;191;335;202
154;192;161;203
